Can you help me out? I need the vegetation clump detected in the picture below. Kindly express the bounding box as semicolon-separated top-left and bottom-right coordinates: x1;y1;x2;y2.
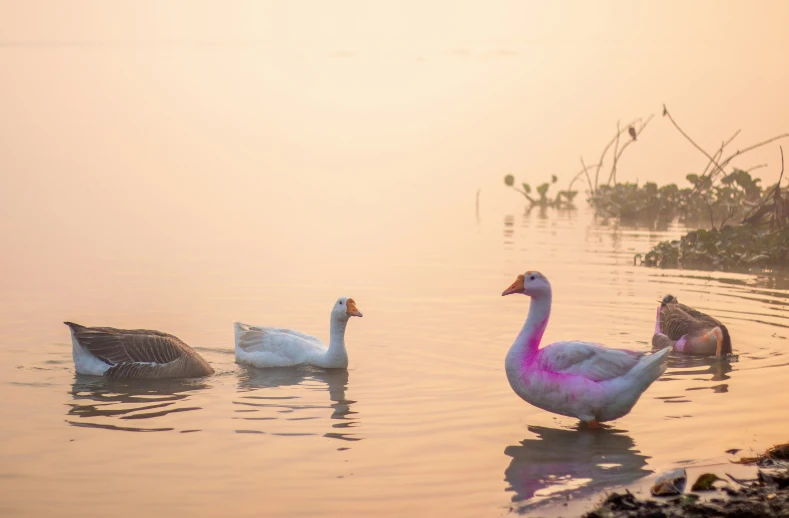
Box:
502;106;789;270
503;173;578;208
639;152;788;269
591;169;764;226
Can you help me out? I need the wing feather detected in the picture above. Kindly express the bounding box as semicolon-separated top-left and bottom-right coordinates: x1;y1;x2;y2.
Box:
235;323;325;358
660;303;721;340
538;341;644;382
70;325;187;366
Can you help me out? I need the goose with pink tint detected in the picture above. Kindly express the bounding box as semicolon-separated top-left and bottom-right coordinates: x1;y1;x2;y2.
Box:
652;294;732;357
234;297;362;369
501;271;671;428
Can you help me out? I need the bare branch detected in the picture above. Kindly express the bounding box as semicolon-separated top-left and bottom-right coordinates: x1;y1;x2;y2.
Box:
703;196;715;229
568;163;601;192
701;147;724;177
702;129;739;176
593;117;644;192
718;134;789;172
740;148;785;224
774;146;785;227
662;104;727;184
743;164;768;174
580;156;595;193
609;121;621;186
612;115;655;166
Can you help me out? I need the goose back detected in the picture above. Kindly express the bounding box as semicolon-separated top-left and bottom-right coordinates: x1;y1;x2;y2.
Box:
657;296;732;354
65;322;214;379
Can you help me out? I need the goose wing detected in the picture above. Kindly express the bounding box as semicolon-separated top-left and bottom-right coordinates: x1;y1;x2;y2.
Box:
234;322;325;355
660;304;719;339
538;341;645;382
66;322;188;366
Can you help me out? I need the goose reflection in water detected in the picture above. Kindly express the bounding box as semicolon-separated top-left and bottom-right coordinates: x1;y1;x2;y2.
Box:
67;375;209;433
235;366;361;442
662;354;735;395
504;425;651;513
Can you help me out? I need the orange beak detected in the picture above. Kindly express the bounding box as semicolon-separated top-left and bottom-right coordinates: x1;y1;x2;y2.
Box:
502;275;526;296
346;298;363;317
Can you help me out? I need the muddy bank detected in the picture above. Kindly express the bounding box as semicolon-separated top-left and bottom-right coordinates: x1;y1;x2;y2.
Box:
583;450;789;518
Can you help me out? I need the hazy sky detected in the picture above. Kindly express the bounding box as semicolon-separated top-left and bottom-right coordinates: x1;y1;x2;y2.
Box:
1;1;788;282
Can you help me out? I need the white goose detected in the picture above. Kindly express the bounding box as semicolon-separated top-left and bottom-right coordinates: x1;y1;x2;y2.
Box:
501;271;671;428
234;297;362;369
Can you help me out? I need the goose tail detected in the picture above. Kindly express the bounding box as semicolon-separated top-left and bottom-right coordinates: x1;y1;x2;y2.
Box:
628;344;672;391
63;322;84;331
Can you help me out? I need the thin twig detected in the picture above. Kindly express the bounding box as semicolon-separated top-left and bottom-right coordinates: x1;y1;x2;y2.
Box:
719;205;737;228
741;184;778;223
612;115;655;166
604;115;655;186
580;156;594;193
743;164;768;174
568;163;601;192
593;117;643;192
702;130;741;177
510;186;536;204
776;146;785;227
740;150;785;225
719;134;789;172
662;104;727;187
610;121;621;186
703;197;715;229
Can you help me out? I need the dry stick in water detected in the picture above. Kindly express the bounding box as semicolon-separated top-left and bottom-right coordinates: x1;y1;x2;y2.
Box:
662;104;728;189
610;115;654;183
775;147;785;226
664;104;789;194
580;156;595;194
610;121;621;186
744;164;768;174
718;134;789;175
702;130;740;177
741;147;786;224
568;163;601;193
592;117;644;192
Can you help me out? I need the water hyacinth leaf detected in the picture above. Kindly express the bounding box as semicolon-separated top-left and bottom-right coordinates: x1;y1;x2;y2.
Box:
504;174;514;187
522;183;531;194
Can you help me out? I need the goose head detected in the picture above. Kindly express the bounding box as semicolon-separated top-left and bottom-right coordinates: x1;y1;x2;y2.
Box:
502;271;552;298
718;325;733;355
333;297;363;320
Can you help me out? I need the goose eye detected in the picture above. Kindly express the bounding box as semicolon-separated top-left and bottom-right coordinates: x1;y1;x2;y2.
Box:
529;275;536;281
339;301;344;305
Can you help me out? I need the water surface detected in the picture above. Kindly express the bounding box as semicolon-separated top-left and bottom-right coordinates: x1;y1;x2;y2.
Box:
2;3;789;515
2;207;788;517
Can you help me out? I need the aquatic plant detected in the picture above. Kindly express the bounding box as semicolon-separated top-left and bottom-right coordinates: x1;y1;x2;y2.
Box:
591;106;788;226
638;148;789;269
504;115;653;210
503;173;578;208
591;168;766;226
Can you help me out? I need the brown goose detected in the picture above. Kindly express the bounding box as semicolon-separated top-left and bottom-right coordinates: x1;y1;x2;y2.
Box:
651;295;732;356
65;322;214;379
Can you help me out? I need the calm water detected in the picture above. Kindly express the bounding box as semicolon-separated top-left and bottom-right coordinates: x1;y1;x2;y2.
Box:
3;3;789;516
2;206;788;517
